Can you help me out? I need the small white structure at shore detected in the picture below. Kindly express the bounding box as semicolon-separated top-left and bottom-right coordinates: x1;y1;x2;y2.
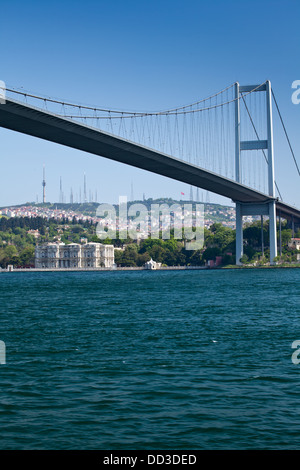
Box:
144;258;161;270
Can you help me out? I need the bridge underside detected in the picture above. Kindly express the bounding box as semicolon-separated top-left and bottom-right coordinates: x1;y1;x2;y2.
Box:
0;98;299;225
276;201;300;224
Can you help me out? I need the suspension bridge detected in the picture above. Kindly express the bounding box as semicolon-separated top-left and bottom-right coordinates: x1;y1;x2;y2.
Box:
0;80;299;265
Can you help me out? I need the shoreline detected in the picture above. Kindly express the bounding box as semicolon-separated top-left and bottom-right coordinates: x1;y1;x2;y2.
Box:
0;266;207;273
0;264;299;273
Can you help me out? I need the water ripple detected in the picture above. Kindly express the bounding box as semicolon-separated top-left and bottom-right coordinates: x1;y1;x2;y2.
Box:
0;269;300;449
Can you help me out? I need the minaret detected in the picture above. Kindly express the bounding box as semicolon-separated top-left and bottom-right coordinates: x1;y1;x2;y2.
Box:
59;177;63;203
42;165;46;204
84;173;87;203
130;182;134;202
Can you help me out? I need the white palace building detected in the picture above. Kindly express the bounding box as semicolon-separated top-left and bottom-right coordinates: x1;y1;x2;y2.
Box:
35;242;114;269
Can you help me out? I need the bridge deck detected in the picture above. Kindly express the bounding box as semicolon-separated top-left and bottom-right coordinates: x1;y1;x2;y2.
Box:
0;98;299;222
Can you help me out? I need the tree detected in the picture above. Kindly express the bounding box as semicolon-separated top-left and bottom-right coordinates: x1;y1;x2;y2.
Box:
19;246;35;266
240;254;249;264
0;245;19;267
136;252;150;267
118;244;139;267
202;246;221;261
188;250;204;266
213;225;234;251
244;222;263;247
281;229;292;246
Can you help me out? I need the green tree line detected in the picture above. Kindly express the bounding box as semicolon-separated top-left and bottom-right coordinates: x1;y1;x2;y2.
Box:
0;216;298;268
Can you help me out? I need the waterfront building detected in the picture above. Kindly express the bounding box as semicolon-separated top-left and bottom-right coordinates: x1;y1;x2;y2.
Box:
288;238;300;251
144;258;161;270
81;242;114;268
35;242;114;268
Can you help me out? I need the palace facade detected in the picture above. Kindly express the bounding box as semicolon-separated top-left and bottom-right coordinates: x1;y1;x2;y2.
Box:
35;242;114;269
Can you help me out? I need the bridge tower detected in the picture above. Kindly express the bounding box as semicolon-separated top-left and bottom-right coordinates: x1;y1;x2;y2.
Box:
235;80;277;265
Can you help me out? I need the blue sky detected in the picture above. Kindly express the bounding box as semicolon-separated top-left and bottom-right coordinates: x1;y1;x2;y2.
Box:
1;0;299;207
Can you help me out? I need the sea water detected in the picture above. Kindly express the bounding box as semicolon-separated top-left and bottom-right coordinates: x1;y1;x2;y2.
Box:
0;268;299;449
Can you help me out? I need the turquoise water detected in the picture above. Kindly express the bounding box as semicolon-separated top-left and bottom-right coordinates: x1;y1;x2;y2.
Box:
0;268;300;450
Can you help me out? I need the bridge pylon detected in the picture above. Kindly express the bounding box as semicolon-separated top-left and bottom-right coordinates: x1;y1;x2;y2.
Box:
235;80;277;265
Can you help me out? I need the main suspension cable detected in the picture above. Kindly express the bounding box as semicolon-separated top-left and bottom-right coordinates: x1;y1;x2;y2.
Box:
241;94;283;200
272;89;300;178
5;82;266;117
